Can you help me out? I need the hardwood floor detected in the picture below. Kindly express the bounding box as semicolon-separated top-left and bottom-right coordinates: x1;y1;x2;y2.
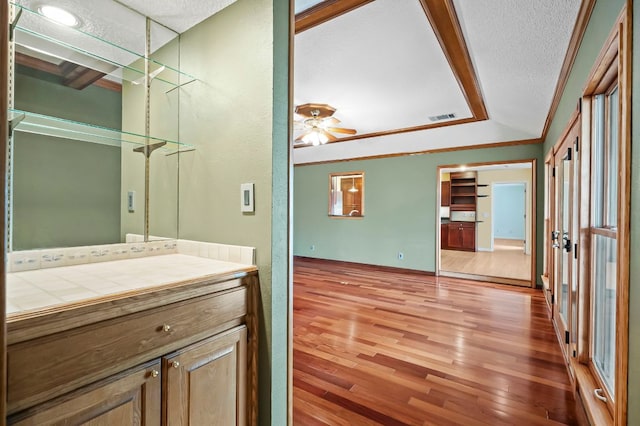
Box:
293;257;587;425
441;238;531;282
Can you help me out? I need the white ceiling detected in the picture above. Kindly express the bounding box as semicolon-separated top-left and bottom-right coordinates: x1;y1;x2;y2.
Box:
13;0;236;80
294;0;470;136
293;0;582;164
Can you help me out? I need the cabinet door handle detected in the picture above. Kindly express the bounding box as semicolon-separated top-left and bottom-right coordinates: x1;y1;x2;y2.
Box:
150;369;159;378
162;324;171;332
172;361;180;369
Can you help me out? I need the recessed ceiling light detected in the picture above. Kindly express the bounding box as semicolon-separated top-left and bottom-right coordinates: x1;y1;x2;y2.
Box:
38;5;80;27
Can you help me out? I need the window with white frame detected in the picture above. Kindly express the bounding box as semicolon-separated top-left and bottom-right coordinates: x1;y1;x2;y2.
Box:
590;85;618;400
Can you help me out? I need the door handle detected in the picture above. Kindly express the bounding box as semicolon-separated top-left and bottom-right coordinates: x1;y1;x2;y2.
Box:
551;230;560;248
562;233;571;252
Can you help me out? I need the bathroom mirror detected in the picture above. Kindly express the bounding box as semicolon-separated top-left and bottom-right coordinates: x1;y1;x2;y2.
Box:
329;172;364;217
9;1;183;250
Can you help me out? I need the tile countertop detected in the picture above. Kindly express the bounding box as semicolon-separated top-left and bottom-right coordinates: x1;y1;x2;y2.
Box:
7;254;254;315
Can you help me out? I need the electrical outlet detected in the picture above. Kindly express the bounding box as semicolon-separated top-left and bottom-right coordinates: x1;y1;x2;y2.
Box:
398;252;404;260
310;245;315;251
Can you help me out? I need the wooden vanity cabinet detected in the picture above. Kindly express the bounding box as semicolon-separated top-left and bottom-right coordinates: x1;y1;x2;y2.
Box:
8;360;162;425
164;326;247;425
7;271;259;426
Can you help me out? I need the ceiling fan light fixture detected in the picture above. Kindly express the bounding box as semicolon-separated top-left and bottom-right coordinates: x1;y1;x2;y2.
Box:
38;4;80;27
301;129;329;146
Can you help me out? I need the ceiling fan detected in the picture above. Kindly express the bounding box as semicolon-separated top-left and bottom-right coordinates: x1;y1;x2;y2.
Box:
294;103;356;146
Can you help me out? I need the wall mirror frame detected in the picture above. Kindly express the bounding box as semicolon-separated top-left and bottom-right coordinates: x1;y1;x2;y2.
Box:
328;171;364;218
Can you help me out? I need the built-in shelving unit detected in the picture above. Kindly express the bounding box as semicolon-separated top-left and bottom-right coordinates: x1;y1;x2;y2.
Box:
449;171;477;211
477;183;489;198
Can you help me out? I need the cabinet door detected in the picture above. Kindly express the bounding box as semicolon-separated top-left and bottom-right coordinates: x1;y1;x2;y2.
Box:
440;223;449;249
8;361;161;426
164;326;247;426
447;224;463;249
461;224;476;251
441;181;450;206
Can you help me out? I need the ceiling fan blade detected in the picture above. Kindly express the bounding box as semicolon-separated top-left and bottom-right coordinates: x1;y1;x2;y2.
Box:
327;127;357;135
320;129;337;142
322;117;341;126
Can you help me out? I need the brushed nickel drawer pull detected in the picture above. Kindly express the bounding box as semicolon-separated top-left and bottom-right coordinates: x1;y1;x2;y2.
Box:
150;369;159;378
162;324;171;332
594;388;607;402
172;361;180;369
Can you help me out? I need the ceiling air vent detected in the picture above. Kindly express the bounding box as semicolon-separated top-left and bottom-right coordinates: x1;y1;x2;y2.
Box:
428;113;456;122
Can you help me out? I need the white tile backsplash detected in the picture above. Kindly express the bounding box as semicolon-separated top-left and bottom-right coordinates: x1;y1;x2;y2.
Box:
7;239;255;276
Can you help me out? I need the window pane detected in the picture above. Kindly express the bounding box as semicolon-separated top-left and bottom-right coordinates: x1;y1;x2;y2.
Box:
607;87;619;226
593;233;617;396
329;173;364;217
592;94;605;227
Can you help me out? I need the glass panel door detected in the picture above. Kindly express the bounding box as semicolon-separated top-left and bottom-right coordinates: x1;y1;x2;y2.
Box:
553;144;573;363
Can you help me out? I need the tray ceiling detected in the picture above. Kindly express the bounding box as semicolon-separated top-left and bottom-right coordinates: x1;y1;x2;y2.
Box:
293;0;583;164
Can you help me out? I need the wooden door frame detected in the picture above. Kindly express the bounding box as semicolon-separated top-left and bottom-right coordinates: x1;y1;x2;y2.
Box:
436;158;537;288
551;129;578;369
542;149;556;312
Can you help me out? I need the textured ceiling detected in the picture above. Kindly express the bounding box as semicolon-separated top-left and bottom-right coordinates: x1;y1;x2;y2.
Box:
294;0;470;139
117;0;238;34
293;0;582;164
13;0;236;80
454;0;581;137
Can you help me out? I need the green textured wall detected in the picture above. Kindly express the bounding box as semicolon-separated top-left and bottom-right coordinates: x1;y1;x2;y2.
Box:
294;144;543;277
13;67;122;250
542;0;625;154
176;0;289;423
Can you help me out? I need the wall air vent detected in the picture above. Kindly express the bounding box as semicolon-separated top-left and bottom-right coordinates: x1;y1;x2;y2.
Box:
428;113;456;122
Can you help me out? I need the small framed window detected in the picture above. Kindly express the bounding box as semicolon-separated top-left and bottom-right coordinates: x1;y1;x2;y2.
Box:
328;172;364;217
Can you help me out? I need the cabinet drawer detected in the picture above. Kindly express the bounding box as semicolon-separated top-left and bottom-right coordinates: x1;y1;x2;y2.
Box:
8;287;247;414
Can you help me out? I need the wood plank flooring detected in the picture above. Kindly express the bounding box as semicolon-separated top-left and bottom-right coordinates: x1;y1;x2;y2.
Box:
441;238;531;281
293;257;587;426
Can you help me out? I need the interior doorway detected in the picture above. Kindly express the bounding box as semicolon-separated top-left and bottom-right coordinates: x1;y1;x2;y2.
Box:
437;161;536;287
493;182;527;254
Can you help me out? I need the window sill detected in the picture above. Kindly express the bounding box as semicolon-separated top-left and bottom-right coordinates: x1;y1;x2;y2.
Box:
572;360;613;426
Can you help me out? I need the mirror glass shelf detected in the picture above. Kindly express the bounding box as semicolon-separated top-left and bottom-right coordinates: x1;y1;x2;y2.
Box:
9;108;194;154
11;2;197;88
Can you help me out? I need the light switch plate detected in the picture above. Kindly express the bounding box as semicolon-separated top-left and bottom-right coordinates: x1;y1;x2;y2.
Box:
127;191;136;212
241;183;254;213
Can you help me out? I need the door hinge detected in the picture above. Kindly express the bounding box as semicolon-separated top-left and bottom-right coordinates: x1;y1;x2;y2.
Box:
578;97;582;112
575;136;579;152
551;294;555;305
574;243;578;259
565;330;570;344
567;147;572;161
573;350;577;357
552;167;556;177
